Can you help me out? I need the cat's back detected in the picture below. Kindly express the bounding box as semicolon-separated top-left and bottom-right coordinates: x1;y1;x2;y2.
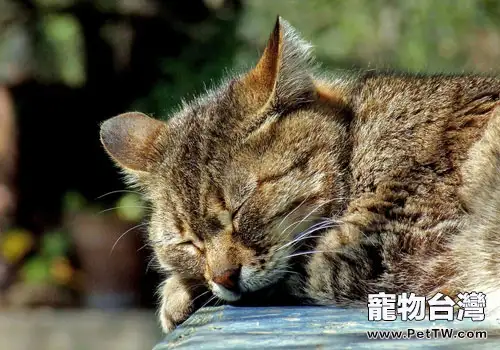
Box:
320;72;500;295
337;71;500;236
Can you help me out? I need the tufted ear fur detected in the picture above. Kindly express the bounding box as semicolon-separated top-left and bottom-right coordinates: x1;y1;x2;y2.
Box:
237;16;316;113
99;112;167;174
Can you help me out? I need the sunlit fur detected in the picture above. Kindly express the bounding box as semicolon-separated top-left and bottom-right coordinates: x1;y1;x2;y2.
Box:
100;17;500;333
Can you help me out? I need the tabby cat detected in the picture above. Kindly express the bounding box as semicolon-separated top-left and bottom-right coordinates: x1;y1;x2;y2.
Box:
100;17;500;332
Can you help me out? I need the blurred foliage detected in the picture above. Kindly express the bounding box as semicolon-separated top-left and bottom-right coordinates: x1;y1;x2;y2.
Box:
63;190;145;222
2;0;499;108
238;0;500;73
0;188;144;301
37;14;85;86
132;20;240;118
21;255;53;284
21;229;74;286
0;226;75;289
63;191;87;213
40;230;71;258
0;229;34;264
115;193;145;222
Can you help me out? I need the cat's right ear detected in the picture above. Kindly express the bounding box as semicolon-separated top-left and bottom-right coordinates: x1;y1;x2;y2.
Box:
100;112;167;174
236;17;315;113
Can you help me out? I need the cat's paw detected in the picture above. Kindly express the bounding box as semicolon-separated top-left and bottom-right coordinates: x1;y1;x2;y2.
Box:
158;275;204;333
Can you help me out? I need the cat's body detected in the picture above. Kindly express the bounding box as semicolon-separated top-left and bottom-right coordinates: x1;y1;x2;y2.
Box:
100;18;500;332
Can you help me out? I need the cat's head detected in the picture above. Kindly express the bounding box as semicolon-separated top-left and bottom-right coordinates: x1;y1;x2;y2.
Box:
100;18;351;302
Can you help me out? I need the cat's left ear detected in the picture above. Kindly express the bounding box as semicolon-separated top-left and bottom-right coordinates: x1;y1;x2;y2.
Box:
100;112;167;175
238;16;315;112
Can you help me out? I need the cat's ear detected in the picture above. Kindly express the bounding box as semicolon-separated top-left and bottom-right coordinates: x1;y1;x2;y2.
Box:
100;112;167;173
239;16;315;112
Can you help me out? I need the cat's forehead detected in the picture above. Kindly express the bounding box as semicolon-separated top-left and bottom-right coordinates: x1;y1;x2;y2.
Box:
171;80;237;124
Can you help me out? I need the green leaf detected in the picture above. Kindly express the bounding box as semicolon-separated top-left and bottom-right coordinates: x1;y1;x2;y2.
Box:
63;191;87;212
41;231;70;258
39;14;85;87
21;256;52;284
116;193;145;222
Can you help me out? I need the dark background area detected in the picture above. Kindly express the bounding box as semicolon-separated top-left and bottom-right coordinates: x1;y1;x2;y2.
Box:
13;0;241;232
1;0;244;310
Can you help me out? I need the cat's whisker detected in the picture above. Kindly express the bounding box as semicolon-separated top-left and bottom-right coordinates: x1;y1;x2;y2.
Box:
138;239;163;252
109;222;148;255
181;294;218;328
279;199;335;238
276;202;333;240
138;238;165;252
146;256;158;273
137;242;149;252
286;234;326;250
276;222;334;251
277;215;339;250
276;197;310;230
293;218;337;236
183;283;209;295
297;218;332;232
287;221;341;247
96;189;143;199
190;290;211;306
147;237;167;245
277;218;317;240
98;205;153;215
189;284;209;293
199;294;218;310
273;269;301;276
279;250;333;260
276;218;317;243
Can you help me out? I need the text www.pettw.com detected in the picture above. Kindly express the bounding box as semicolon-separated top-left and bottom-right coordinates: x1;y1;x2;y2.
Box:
366;328;488;340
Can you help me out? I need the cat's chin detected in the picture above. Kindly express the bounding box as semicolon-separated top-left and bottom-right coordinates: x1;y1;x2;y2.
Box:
209;282;241;302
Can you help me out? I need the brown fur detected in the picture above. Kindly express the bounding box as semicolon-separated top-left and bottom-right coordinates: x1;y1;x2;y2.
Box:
100;17;500;332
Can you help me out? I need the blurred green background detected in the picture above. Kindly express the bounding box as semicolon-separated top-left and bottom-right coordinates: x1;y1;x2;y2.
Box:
0;0;499;348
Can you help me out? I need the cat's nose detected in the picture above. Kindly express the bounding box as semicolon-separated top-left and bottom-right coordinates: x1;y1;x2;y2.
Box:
212;266;241;291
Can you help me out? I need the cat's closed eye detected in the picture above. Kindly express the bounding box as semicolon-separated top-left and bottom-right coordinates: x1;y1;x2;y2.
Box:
232;201;246;220
177;239;204;253
231;195;251;225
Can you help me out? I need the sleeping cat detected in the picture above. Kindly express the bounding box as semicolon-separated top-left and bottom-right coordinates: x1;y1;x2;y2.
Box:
99;17;500;332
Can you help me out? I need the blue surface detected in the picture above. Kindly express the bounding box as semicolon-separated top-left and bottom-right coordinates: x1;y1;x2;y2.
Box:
155;306;500;349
